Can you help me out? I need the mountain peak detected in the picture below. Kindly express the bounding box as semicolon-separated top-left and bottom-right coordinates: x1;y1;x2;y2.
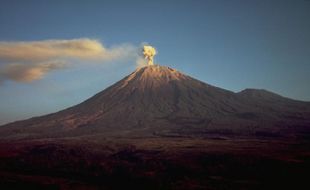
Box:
119;65;189;90
134;65;187;81
238;88;284;100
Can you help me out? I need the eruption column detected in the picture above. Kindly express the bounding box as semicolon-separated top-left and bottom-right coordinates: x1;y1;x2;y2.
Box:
143;45;156;65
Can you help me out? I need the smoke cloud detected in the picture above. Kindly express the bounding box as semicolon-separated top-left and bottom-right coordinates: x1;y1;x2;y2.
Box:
143;45;157;65
0;38;136;83
0;39;135;62
0;61;67;83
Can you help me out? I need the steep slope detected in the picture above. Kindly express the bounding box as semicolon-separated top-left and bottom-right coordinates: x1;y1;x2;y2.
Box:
1;65;310;139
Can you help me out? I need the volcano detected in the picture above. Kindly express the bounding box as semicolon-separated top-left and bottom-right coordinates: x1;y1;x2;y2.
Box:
1;65;310;139
1;65;310;189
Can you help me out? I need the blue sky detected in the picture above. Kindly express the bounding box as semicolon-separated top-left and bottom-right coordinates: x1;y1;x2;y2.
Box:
0;0;310;125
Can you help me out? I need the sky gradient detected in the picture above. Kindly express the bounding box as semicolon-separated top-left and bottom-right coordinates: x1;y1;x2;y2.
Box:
0;0;310;125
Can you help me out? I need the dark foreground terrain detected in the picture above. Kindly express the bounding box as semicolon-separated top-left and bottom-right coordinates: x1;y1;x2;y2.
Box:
0;135;309;190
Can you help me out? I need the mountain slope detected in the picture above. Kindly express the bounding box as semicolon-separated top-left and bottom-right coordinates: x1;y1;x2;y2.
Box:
1;65;310;139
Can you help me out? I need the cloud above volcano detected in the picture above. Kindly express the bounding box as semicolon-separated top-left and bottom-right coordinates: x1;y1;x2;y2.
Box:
0;61;67;83
0;38;136;83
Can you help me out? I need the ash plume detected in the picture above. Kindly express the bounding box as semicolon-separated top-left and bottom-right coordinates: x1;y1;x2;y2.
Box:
0;38;136;83
143;45;157;65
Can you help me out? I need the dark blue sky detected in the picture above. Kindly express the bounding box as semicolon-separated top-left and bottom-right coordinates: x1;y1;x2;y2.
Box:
0;0;310;124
